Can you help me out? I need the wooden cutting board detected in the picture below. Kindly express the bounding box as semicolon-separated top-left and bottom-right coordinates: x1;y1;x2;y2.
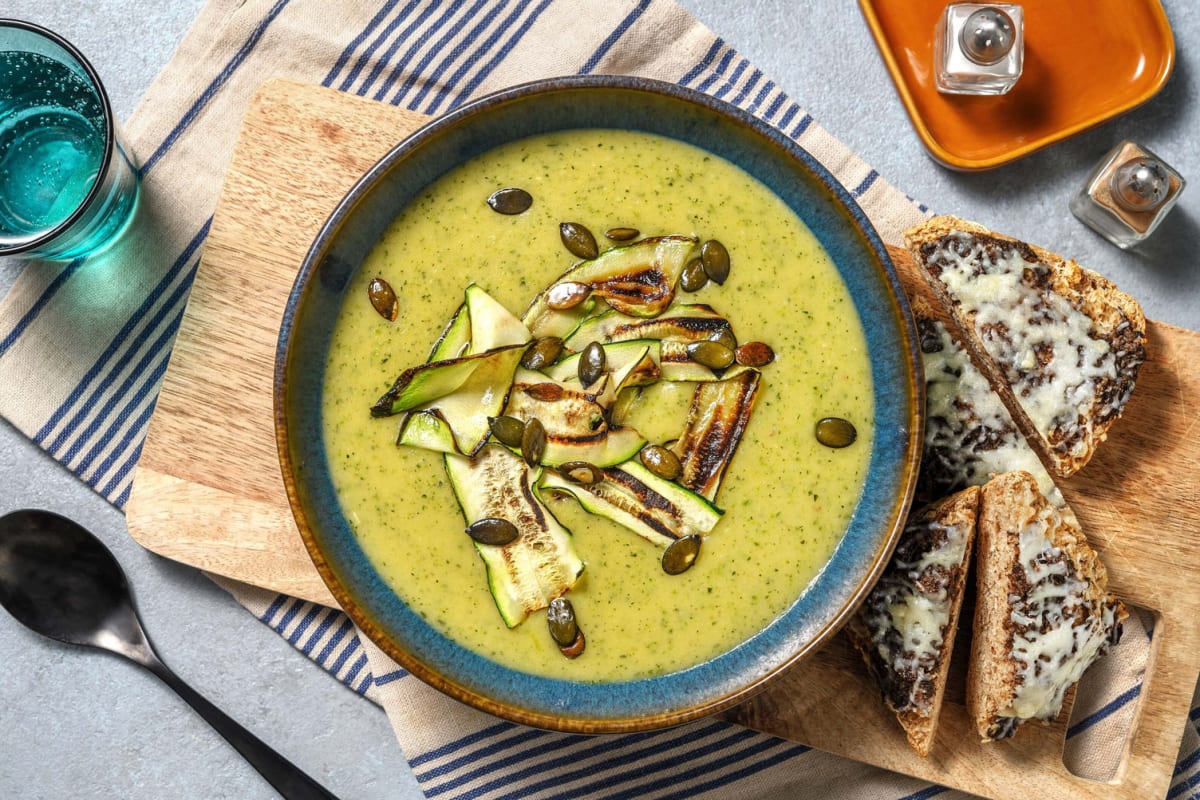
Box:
126;79;1200;800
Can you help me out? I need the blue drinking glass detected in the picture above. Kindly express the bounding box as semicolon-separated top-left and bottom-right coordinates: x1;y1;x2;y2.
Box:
0;19;140;261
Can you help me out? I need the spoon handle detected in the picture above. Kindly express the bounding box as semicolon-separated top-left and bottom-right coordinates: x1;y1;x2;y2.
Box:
144;656;341;800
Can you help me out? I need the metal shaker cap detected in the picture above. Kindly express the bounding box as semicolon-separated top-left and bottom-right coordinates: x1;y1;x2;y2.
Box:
1111;157;1170;212
960;7;1016;65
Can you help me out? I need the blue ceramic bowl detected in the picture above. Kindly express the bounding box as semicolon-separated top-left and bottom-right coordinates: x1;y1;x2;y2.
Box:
276;75;923;733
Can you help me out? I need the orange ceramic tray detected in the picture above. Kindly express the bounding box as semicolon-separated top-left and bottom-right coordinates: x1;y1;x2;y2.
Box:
859;0;1176;170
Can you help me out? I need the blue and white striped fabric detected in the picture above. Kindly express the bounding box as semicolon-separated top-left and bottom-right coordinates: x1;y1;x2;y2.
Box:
2;1;1197;798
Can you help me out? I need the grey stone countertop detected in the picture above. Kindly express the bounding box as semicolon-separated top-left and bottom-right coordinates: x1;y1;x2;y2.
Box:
1;1;1196;799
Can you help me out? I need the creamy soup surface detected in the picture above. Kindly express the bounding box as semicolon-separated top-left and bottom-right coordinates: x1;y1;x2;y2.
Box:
322;129;874;681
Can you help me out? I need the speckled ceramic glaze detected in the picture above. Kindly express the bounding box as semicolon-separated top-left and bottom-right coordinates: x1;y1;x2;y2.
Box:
275;75;923;733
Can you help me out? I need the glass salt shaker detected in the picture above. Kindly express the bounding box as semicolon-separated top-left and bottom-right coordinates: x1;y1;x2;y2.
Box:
1070;141;1186;249
934;4;1024;95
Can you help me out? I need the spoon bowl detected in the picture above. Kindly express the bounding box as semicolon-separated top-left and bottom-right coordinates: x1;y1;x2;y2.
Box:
0;509;147;658
0;508;339;800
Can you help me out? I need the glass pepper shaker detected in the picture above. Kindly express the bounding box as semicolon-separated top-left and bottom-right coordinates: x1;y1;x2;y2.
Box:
934;4;1024;95
1070;141;1186;249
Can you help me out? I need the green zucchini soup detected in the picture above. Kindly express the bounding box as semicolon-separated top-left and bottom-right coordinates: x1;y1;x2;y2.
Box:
321;129;874;681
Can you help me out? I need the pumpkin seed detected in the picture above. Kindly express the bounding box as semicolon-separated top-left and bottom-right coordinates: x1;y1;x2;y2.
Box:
662;535;701;575
708;325;737;352
686;340;735;370
488;415;526;448
487;187;532;215
521;417;547;465
815;417;857;448
560;461;604;484
578;341;607;386
559;628;586;658
520;336;565;371
639;444;682;481
560;222;599;259
605;226;640;241
546;281;591;310
524;382;565;402
735;341;775;367
547;597;578;647
679;257;708;293
700;239;730;285
367;277;399;321
466;517;519;546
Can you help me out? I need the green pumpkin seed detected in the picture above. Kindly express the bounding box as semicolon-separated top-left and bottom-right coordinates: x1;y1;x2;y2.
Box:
815;417;857;448
488;415;527;448
679;257;708;293
466;517;519;546
605;226;640;241
487;187;532;215
560;222;599;260
521;417;547;465
520;336;565;371
639;444;682;481
367;277;399;321
708;325;737;352
700;239;730;285
578;341;607;387
546;281;591;310
662;535;701;575
548;597;585;657
559;461;604;484
735;341;775;367
547;597;578;647
686;340;735;370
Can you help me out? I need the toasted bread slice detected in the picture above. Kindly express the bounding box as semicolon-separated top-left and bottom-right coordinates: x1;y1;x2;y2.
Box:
904;216;1146;478
914;294;1064;506
969;471;1127;742
847;487;979;757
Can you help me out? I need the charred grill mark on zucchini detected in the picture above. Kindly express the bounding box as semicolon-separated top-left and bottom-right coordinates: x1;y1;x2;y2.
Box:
503;375;645;467
564;304;728;349
542;460;723;549
601;468;684;529
446;447;585;627
523;236;697;335
518;473;548;530
659;341;693;366
673;372;761;500
585;479;680;543
507;380;605;439
591;267;670;311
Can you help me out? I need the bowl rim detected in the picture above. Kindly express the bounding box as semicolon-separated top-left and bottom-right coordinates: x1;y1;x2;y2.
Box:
275;74;924;733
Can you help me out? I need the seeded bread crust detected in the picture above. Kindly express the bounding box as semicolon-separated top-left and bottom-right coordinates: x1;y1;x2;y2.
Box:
904;216;1147;478
846;487;979;757
969;471;1127;743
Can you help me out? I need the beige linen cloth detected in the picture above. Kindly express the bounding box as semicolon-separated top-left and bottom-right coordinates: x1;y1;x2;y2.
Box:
1;1;1196;797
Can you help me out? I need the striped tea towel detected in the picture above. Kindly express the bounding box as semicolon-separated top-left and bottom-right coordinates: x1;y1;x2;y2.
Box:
1;1;1197;798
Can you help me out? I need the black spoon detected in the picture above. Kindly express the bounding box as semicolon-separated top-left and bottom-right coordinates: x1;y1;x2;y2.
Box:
0;508;340;800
